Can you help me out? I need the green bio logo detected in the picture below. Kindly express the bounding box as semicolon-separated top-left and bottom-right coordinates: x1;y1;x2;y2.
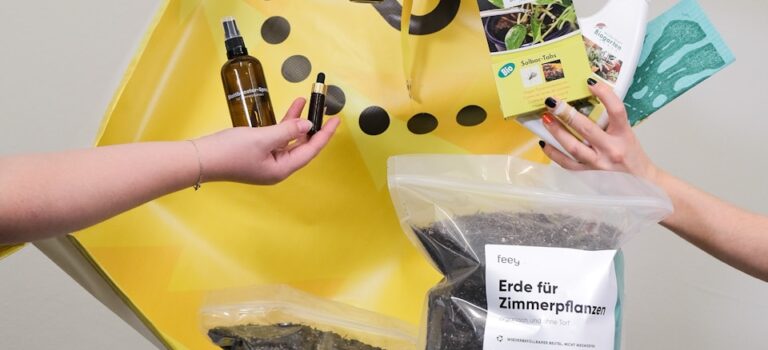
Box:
498;63;516;78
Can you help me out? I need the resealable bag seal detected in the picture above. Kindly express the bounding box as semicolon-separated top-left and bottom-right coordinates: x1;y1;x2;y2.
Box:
200;285;418;350
387;155;672;350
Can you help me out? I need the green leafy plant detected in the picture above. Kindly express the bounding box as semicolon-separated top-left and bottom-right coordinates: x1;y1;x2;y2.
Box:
519;1;576;48
505;25;528;50
486;0;579;51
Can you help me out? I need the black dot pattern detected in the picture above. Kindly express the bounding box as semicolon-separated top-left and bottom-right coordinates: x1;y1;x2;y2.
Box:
261;16;290;44
262;7;472;136
408;113;438;134
359;106;390;135
325;85;346;116
281;55;311;83
456;105;487;127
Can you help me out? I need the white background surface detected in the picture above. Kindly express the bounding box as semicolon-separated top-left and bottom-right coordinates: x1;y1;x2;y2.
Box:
1;0;766;349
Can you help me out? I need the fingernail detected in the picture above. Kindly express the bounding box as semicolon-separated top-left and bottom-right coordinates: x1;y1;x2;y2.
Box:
545;97;558;108
539;140;546;148
587;78;597;86
298;119;313;133
542;113;554;125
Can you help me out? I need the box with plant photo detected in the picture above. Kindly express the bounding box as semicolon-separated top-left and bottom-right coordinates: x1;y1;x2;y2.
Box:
478;0;593;118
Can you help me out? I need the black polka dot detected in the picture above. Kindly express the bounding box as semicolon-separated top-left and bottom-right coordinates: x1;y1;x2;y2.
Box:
281;55;311;83
456;105;487;127
359;106;390;136
261;16;290;44
408;113;438;134
325;85;346;115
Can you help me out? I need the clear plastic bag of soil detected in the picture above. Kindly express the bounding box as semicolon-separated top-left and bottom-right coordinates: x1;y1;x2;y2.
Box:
200;285;418;350
387;155;672;350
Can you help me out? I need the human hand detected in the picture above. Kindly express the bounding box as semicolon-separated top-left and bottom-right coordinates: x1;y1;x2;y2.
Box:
539;79;659;183
194;98;340;185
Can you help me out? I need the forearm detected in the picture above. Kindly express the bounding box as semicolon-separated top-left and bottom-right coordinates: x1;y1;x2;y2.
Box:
0;98;336;245
539;82;768;281
0;141;199;244
656;170;768;281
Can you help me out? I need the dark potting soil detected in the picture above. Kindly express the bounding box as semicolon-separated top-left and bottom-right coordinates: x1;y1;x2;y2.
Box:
208;323;385;350
412;212;622;350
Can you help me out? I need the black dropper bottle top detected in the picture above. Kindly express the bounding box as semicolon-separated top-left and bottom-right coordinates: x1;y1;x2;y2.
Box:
223;17;248;59
308;72;327;136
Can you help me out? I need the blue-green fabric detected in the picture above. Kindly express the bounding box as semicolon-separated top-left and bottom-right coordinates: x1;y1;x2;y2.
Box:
614;250;625;350
625;0;735;125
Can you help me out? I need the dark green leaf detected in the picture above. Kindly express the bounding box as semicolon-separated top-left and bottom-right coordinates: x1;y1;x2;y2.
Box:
505;25;527;50
531;12;543;43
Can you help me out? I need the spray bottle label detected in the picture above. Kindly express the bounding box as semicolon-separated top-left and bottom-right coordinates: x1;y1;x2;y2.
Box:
227;87;269;101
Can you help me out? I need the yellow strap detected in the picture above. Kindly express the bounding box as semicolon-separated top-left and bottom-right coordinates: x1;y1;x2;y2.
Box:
401;0;414;99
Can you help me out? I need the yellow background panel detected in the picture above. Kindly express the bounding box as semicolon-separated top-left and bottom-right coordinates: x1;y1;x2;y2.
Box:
74;0;545;348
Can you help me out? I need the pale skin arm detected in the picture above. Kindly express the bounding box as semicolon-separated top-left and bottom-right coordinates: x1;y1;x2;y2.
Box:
0;98;340;245
539;80;768;282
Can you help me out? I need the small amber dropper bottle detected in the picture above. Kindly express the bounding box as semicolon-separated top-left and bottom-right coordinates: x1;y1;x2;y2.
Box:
220;17;276;127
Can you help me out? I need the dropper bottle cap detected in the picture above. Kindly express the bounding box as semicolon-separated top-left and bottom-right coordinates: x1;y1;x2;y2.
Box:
312;73;327;94
222;17;248;59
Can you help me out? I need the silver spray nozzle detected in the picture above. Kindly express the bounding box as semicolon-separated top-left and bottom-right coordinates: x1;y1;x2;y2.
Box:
222;17;241;40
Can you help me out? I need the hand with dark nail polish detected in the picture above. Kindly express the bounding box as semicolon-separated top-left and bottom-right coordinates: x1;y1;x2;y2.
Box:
538;73;768;285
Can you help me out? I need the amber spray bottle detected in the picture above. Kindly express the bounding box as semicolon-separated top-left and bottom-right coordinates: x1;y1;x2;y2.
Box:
220;17;276;127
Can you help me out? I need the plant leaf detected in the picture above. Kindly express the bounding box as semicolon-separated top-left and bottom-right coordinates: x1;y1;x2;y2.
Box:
505;25;528;50
560;5;577;25
531;11;543;43
488;0;505;8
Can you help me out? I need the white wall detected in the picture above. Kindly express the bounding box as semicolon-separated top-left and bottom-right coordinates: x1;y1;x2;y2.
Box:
0;0;766;349
0;1;161;349
624;1;768;348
